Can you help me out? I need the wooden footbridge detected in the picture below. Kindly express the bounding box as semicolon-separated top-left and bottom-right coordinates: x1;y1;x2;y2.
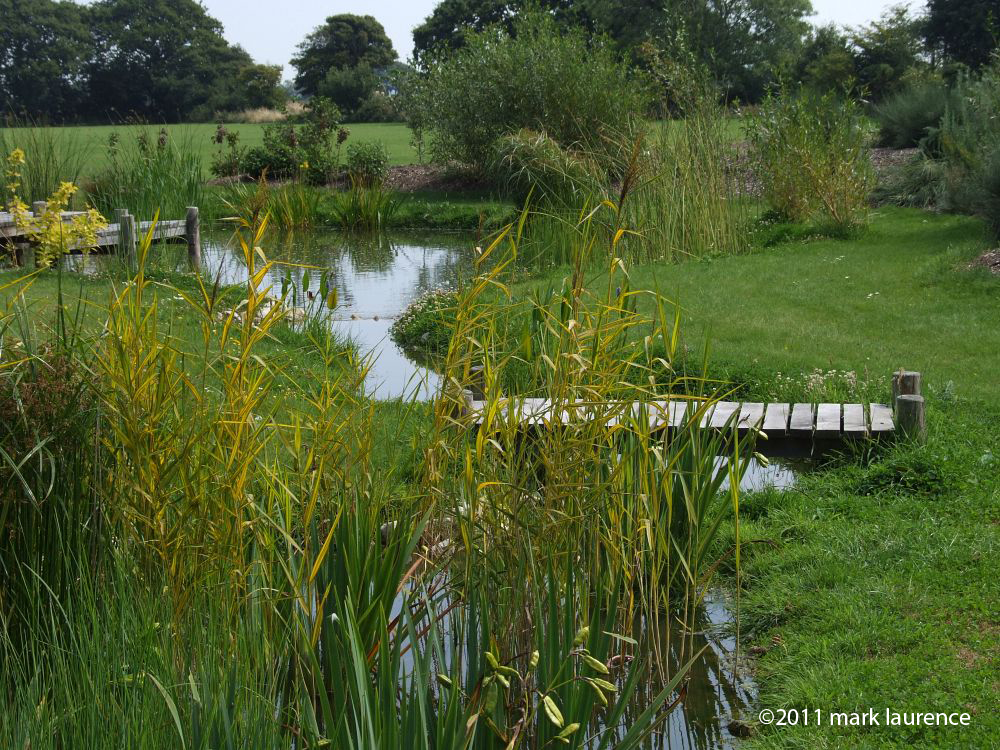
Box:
464;370;926;458
1;204;201;269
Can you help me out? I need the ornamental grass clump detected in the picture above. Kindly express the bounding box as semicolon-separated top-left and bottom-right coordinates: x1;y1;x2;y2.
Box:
747;90;874;233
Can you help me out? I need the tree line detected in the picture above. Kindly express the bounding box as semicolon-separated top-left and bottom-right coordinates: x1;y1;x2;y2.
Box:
1;0;996;123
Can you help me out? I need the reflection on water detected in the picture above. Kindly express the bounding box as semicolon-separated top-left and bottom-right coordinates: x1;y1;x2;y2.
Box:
201;229;473;399
646;590;756;749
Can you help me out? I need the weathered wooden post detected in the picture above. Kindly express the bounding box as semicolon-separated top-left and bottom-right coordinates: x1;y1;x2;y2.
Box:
115;209;137;272
185;206;201;271
31;201;46;217
892;370;921;402
893;369;926;442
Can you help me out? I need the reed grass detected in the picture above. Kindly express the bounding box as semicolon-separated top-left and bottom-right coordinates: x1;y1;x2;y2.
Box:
0;116;89;206
85;127;203;223
0;199;750;746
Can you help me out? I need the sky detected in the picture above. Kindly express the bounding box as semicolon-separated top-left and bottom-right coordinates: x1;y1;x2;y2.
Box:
198;0;915;79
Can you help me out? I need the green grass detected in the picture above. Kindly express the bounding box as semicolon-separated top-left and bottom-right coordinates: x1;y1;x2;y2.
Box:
507;205;1000;747
0;121;421;179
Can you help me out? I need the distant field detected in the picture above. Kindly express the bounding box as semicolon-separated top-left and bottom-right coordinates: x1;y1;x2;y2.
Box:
0;122;421;179
0;119;750;187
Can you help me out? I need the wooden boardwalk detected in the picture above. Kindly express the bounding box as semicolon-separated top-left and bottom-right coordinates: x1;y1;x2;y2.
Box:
1;207;200;267
467;397;896;457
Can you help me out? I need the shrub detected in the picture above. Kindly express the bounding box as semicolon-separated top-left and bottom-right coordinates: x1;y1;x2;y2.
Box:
239;98;346;185
747;90;875;232
352;92;403;123
875;61;1000;238
389;289;458;355
875;81;960;148
345;141;389;186
401;12;650;178
491;129;603;205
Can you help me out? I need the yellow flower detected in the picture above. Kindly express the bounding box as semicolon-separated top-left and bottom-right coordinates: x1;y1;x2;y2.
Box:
300;161;310;170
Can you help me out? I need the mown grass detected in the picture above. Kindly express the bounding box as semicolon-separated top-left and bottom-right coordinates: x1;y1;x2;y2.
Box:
500;205;1000;746
0;122;421;179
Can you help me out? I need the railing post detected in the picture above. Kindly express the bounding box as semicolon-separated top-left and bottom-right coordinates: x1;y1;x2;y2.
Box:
893;369;926;442
115;210;137;273
31;201;46;217
185;206;201;271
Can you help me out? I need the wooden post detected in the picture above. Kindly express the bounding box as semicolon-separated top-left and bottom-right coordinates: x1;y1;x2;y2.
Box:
185;206;201;271
31;201;46;217
116;211;137;272
892;370;921;404
113;208;128;257
896;394;926;442
469;364;485;401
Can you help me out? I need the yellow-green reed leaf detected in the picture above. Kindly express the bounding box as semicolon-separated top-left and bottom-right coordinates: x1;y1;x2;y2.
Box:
582;654;610;674
437;674;453;688
485;651;499;670
496;665;519;678
602;631;638;646
326;289;338;309
542;694;564;728
308;504;343;583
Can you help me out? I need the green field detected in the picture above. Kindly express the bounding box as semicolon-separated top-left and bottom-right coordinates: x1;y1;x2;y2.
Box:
0;121;421;179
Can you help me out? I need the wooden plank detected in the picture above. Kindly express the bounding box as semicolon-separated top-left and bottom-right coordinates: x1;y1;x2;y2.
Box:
736;402;765;433
669;400;690;428
869;403;895;434
707;401;739;429
815;403;842;438
842;403;868;437
762;403;790;436
789;403;815;436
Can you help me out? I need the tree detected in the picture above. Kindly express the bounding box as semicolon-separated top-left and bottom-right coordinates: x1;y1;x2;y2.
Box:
411;0;589;61
318;64;379;116
86;0;259;121
238;63;284;110
852;5;927;100
795;25;857;93
926;0;1000;69
595;0;813;102
412;0;812;103
292;15;397;98
0;0;91;120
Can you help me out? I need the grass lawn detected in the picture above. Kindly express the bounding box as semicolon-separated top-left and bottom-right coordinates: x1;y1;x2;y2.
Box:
0;121;421;179
511;206;1000;747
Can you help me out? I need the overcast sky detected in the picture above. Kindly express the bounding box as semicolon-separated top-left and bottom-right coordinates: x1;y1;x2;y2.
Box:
197;0;917;78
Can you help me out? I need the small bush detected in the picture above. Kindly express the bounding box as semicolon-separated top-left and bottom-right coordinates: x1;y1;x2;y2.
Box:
389;289;458;354
345;141;389;187
491;129;602;205
238;98;347;185
747;90;875;232
401;11;649;178
875;82;960;148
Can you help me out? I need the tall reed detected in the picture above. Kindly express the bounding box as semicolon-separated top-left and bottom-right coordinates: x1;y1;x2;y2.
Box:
0;117;89;204
0;202;751;747
86;127;203;223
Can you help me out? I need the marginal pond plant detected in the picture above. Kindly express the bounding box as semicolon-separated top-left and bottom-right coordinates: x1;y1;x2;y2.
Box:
0;198;754;747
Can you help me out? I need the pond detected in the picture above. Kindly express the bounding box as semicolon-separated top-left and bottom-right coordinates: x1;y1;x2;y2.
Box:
202;228;473;400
